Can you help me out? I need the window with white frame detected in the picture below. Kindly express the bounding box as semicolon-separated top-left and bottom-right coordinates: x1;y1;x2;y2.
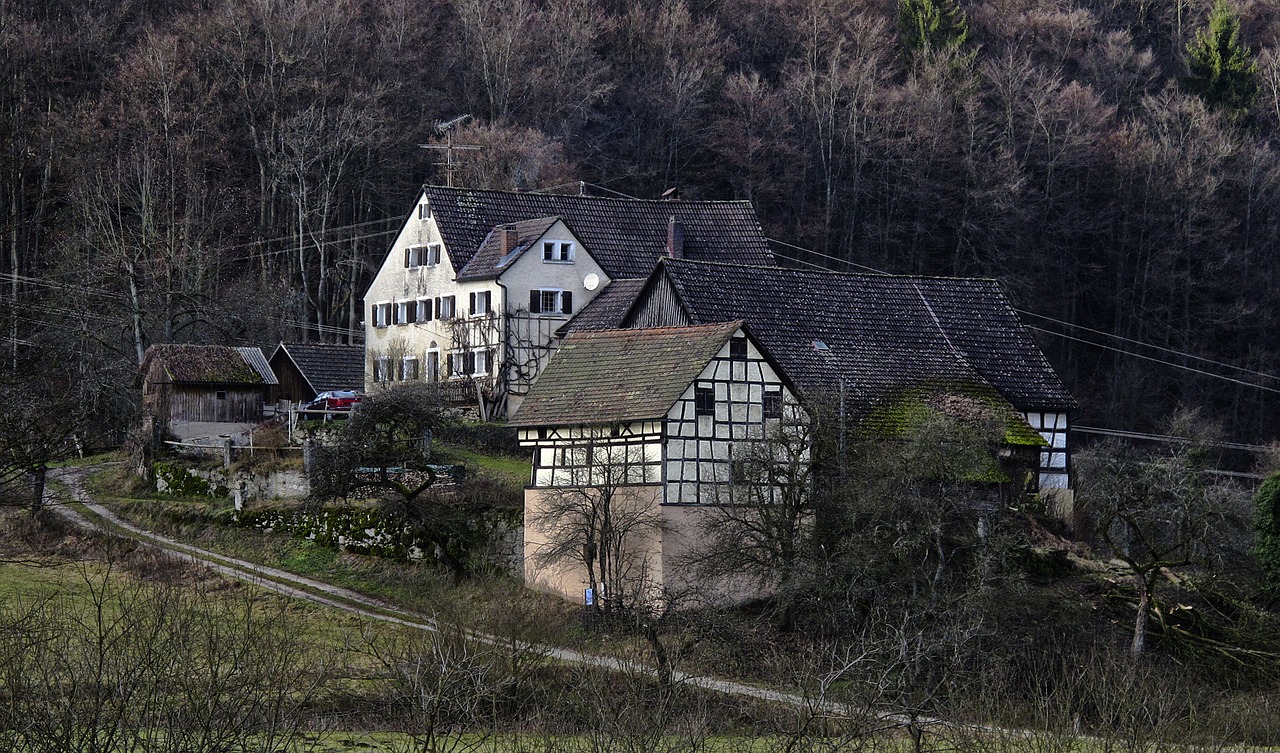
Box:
371;302;392;328
469;290;491;316
472;348;493;376
375;355;391;382
418;202;429;220
395;300;416;325
541;240;574;263
416;298;433;322
528;288;572;315
436;295;456;319
404;243;442;268
401;356;419;381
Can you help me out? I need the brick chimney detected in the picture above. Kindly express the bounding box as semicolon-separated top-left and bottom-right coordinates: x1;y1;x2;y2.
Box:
666;216;684;259
498;226;516;255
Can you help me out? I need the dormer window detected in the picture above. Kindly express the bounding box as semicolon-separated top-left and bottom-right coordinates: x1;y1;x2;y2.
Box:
542;241;574;263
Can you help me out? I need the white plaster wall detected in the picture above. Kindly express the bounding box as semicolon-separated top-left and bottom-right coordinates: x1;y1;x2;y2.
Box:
364;193;504;388
500;220;611;317
523;485;664;605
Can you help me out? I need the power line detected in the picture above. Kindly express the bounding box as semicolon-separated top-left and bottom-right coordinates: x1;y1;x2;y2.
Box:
1073;425;1271;453
1024;325;1280;396
1016;309;1280;384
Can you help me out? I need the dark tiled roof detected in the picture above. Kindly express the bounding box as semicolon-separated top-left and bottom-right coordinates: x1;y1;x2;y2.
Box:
142;344;268;385
455;216;561;281
559;278;649;334
510;321;744;427
636;260;1074;411
273;343;365;393
424;186;774;278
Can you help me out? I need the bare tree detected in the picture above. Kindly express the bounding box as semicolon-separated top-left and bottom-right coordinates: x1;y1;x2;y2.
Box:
529;437;665;615
1077;410;1252;657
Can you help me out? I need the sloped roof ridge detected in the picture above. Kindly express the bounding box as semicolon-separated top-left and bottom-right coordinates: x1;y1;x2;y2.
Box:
663;256;1005;284
423;184;756;207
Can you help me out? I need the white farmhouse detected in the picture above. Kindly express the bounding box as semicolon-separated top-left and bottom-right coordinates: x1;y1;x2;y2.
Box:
362;186;775;417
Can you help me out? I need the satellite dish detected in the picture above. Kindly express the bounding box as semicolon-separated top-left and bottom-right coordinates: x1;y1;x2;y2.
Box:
583;273;600;291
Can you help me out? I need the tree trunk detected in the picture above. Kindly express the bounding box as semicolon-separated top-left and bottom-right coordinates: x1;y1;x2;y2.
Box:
1131;576;1151;658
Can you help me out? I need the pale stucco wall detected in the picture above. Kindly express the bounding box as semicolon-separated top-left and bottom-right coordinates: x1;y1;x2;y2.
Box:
522;485;664;606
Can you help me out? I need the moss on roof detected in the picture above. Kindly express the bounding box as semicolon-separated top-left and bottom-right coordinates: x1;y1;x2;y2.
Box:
144;344;264;385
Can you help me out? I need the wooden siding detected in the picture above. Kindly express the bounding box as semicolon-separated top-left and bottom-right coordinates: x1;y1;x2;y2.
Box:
270;352;316;403
625;275;689;329
167;385;265;423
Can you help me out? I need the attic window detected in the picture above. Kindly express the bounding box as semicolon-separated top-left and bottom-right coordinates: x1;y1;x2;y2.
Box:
813;339;830;353
729;337;747;361
216;390;227;401
418;202;429;220
405;243;441;268
542;241;574;263
694;384;715;417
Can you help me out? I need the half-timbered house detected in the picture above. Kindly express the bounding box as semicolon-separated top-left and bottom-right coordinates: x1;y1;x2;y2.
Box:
565;258;1077;505
509;321;807;603
362;186;774;417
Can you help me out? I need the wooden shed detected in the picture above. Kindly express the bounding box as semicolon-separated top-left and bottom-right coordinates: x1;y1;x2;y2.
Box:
140;344;278;429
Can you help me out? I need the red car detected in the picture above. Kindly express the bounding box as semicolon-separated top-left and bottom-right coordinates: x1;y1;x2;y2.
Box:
305;390;363;412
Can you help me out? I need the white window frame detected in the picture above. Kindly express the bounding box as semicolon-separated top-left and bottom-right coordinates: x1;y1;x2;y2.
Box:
395;301;412;325
375;355;391;382
470;290;491;317
437;295;456;319
405;243;442;268
416;298;432;322
373;301;392;328
473;348;490;376
418;202;429;220
401;356;419;381
541;240;574;263
530;288;571;315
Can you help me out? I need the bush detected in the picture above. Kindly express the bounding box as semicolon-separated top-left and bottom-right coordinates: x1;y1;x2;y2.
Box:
1253;472;1280;596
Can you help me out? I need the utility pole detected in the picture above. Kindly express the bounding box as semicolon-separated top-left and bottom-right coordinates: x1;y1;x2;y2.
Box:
419;114;482;187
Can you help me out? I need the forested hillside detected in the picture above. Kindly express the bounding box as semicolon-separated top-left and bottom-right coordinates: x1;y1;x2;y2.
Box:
3;0;1279;443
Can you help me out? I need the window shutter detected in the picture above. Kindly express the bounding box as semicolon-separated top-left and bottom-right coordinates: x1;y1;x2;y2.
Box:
469;292;476;315
465;351;476;374
423;300;433;322
561;291;573;315
371;303;377;326
404;248;412;268
406;304;417;324
529;290;541;313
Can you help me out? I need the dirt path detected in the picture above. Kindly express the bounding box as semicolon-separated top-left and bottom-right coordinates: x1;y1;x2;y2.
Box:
45;466;885;723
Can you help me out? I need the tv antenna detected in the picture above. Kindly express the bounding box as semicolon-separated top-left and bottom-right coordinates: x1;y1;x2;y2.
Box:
419;114;481;187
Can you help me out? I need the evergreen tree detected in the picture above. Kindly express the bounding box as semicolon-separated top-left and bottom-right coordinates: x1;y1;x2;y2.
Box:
1253;472;1280;596
1184;0;1258;113
896;0;969;56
